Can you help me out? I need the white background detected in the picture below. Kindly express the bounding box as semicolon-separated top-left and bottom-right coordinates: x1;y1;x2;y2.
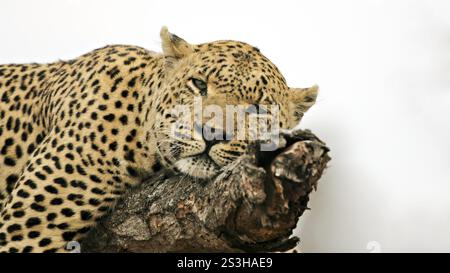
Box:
1;0;449;252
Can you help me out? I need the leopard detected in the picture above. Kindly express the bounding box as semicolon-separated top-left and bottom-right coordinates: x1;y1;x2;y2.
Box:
0;27;318;252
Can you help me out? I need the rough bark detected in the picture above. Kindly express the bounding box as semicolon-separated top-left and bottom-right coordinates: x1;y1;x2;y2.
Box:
82;129;330;253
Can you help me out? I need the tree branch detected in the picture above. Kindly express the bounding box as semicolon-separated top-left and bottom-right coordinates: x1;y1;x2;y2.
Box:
82;130;330;253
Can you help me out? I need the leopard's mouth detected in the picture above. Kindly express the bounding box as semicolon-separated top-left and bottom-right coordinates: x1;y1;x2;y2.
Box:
173;153;221;179
194;153;221;166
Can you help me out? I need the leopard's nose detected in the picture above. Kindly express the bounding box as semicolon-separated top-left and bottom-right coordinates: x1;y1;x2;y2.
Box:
194;123;232;151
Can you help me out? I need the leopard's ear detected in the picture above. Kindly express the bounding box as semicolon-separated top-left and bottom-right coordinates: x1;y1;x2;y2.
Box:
160;26;194;69
288;85;318;124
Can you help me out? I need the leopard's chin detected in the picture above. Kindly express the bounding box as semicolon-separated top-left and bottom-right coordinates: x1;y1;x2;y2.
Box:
174;154;220;179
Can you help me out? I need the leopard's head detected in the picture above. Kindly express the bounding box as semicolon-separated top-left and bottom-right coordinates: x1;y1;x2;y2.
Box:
153;27;318;179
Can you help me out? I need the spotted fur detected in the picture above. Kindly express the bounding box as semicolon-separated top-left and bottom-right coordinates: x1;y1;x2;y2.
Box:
0;27;318;252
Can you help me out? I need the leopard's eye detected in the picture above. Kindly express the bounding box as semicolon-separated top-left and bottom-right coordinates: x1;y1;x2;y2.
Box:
191;78;208;96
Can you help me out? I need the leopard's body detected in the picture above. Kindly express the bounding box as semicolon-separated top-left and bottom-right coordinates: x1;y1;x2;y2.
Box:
0;27;318;252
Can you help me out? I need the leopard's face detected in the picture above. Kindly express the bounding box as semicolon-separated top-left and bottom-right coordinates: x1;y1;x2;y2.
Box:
153;28;318;179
